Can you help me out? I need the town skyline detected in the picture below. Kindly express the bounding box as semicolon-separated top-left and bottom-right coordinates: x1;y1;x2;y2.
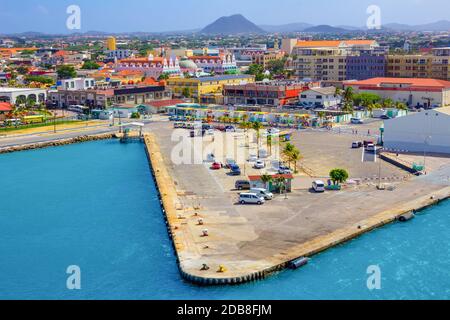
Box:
1;0;450;34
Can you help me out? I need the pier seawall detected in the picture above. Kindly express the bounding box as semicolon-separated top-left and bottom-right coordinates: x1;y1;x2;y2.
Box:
0;133;116;154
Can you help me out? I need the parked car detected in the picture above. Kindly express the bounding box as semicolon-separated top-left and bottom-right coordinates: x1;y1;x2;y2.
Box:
225;158;237;169
248;154;258;162
352;141;363;149
211;162;222;170
254;160;265;169
229;164;241;176
351;117;364;124
278;165;292;174
235;180;251;190
239;193;265;205
380;115;391;120
250;188;273;200
366;143;376;153
312;180;326;193
225;125;236;132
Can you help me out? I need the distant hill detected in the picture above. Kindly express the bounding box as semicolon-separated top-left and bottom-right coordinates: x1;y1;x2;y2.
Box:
303;25;350;33
259;23;313;33
200;14;265;35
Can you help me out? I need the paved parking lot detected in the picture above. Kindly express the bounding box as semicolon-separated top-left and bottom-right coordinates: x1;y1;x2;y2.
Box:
142;120;450;278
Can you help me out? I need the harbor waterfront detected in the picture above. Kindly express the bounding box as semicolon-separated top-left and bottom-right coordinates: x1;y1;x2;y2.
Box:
0;138;448;299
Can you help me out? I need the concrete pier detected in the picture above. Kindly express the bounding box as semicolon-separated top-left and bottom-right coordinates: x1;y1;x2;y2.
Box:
143;132;450;285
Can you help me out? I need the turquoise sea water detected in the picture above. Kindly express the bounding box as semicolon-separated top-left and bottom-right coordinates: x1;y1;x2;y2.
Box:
0;140;448;300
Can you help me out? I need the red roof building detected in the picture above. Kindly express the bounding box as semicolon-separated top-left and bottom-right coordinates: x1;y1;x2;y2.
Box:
344;77;450;108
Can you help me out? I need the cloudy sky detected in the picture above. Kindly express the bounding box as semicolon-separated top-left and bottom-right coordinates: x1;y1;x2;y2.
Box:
0;0;448;33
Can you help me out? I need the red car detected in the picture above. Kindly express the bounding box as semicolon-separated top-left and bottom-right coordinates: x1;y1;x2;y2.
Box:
211;162;222;170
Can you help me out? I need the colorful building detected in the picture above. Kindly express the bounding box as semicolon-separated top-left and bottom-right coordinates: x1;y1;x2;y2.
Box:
115;54;182;79
188;54;238;74
167;74;255;104
223;80;318;106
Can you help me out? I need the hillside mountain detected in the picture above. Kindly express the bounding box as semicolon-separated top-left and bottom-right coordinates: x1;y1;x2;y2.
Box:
259;22;313;33
200;14;265;34
303;25;350;33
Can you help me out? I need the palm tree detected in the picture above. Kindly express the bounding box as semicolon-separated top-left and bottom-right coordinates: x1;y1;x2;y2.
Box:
317;111;326;125
289;149;302;173
334;87;342;98
395;102;407;110
275;177;287;194
282;143;295;168
260;174;273;191
239;121;252;147
252;121;263;153
382;98;394;108
342;102;354;114
342;87;354;104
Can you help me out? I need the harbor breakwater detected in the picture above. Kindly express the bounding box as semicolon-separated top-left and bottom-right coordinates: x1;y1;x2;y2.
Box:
0;133;116;154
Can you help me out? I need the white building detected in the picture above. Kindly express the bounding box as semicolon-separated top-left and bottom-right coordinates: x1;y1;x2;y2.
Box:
59;78;96;91
384;107;450;154
344;78;450;108
0;87;47;104
299;86;341;108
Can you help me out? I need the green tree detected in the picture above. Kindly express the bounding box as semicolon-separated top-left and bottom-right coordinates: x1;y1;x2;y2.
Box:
267;58;286;76
342;102;354;114
329;168;349;185
246;64;265;81
342;87;354;104
57;65;77;79
395;101;407;110
353;93;381;108
252;121;263;153
158;73;170;80
275;177;287;194
25;75;54;85
16;66;29;75
182;87;191;98
260;174;273;190
289;149;302;173
81;60;100;70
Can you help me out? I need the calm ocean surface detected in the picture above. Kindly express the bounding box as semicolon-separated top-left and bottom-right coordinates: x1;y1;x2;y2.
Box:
0;140;448;300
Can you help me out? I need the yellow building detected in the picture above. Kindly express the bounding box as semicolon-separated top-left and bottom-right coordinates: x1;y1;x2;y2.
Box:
167;74;255;104
106;36;117;51
252;51;285;69
387;54;433;78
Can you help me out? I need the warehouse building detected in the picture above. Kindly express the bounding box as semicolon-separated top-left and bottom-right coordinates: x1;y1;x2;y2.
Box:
383;107;450;154
344;78;450;109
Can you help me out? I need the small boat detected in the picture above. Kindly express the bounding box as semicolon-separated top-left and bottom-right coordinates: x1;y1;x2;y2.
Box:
288;257;310;270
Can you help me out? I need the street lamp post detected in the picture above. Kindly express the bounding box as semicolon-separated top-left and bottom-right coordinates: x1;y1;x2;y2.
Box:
423;136;432;174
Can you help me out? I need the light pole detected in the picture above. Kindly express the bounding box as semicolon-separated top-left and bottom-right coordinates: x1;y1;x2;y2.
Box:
423;135;432;173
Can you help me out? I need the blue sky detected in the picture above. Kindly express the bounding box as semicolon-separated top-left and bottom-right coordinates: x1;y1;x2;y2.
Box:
0;0;449;33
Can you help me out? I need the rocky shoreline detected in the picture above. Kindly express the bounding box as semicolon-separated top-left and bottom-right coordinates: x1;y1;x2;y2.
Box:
0;133;117;154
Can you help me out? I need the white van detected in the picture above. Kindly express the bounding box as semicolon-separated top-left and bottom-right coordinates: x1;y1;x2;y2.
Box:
312;180;326;193
250;188;273;200
351;117;364;124
239;193;265;205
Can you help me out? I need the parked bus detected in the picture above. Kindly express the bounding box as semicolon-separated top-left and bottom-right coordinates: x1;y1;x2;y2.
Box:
68;105;89;114
23;115;46;124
